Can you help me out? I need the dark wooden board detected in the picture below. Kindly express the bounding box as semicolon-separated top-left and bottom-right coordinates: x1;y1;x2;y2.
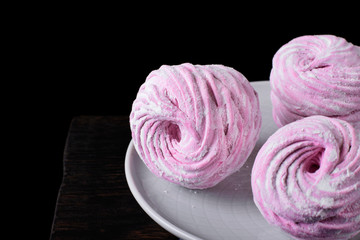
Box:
51;116;178;240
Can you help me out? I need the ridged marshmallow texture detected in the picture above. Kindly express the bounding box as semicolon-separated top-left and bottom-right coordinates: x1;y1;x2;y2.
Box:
252;116;360;240
270;35;360;129
130;63;261;189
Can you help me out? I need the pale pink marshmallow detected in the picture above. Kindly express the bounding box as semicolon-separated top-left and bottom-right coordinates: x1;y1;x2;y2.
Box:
130;63;261;189
252;115;360;240
270;35;360;129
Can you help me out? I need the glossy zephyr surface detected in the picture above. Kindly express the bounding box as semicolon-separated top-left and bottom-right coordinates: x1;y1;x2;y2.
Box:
252;115;360;240
130;63;261;189
270;35;360;129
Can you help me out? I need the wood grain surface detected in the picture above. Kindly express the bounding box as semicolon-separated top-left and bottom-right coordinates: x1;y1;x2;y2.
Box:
51;116;178;240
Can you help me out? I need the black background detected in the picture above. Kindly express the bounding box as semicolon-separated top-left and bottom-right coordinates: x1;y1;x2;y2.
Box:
34;4;359;238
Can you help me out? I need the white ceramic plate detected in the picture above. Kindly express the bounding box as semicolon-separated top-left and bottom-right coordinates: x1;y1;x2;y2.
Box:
125;81;360;240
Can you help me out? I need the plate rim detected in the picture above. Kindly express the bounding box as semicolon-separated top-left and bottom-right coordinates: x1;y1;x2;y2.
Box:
125;140;202;240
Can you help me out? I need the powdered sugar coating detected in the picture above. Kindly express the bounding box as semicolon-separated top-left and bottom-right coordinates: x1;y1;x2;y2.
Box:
270;35;360;129
251;116;360;240
130;63;261;189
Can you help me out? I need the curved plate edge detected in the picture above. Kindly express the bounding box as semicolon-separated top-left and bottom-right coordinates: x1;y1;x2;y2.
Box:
125;140;202;240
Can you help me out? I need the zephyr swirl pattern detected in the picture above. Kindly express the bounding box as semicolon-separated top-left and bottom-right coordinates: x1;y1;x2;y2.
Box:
270;35;360;129
252;116;360;240
130;63;261;189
